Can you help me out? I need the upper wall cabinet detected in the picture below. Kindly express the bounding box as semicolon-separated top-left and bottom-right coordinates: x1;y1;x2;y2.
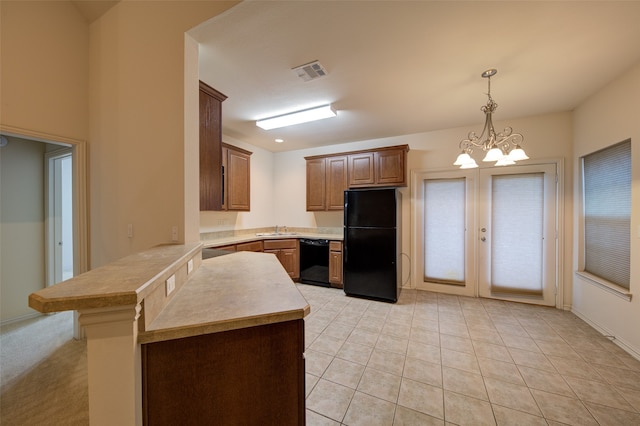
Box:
199;81;227;211
305;145;408;211
305;155;348;211
348;145;409;188
222;143;252;211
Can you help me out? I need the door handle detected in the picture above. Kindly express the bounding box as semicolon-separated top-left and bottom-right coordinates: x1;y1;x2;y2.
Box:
481;237;486;242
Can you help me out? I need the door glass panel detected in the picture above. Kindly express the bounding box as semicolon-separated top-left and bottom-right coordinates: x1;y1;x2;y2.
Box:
490;173;544;295
424;178;465;284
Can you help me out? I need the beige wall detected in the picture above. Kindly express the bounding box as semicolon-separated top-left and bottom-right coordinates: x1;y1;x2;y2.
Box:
0;137;46;321
0;1;89;322
88;1;237;267
0;0;89;141
572;62;640;358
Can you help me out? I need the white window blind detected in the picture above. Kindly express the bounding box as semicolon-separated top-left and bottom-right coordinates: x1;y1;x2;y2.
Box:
582;140;631;289
491;173;544;295
424;178;465;284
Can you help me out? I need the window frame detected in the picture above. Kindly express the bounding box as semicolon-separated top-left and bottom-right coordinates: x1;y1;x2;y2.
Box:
577;139;632;301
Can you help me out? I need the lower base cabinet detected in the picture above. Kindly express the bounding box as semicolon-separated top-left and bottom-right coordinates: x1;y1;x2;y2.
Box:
142;320;305;426
329;241;343;288
264;239;300;280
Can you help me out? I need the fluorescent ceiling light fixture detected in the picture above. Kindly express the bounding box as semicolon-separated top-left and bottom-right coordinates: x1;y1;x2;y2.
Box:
256;105;336;130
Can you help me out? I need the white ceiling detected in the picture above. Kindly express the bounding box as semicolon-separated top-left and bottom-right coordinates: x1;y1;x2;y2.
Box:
190;1;640;153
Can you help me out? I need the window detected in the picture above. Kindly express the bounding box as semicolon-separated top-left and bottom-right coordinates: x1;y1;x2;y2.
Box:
582;139;631;289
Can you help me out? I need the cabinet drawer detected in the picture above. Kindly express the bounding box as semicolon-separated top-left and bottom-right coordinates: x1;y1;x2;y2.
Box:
216;244;237;252
329;241;342;252
236;241;263;252
263;239;298;250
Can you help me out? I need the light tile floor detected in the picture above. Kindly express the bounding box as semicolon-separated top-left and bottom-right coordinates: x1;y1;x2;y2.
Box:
297;284;640;426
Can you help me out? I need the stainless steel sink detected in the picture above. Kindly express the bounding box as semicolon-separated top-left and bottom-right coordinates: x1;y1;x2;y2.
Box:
255;232;298;237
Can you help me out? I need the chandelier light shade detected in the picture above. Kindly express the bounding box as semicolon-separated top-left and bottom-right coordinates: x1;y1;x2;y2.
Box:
256;105;337;130
454;69;528;168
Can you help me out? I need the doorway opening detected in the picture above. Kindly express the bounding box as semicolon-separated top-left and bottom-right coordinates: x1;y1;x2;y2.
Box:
412;161;562;307
46;148;74;285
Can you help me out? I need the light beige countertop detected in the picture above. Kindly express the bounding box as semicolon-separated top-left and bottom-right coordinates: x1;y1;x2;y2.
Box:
202;231;343;248
139;251;310;344
29;243;202;313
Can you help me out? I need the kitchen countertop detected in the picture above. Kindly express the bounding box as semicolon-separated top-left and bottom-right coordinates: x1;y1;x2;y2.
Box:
139;251;310;344
29;243;202;313
29;243;310;345
202;231;343;249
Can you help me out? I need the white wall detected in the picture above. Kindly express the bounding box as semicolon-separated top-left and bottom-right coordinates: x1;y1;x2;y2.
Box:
0;138;46;321
572;62;640;358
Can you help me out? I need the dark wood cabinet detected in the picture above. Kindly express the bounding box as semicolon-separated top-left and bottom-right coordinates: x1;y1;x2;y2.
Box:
306;146;408;210
199;81;227;211
348;152;375;187
305;158;326;210
329;241;343;288
142;319;305;425
264;239;299;280
222;143;251;211
375;147;407;185
348;145;408;188
305;155;347;211
236;240;263;252
326;156;348;210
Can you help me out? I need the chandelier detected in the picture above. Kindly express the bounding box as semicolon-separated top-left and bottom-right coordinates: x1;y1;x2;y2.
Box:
454;69;528;169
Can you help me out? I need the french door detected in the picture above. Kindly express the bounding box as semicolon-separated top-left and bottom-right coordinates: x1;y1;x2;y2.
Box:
477;164;557;306
413;163;558;306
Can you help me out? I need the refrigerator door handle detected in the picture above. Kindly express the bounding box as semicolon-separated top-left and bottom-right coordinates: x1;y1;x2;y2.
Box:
343;237;348;263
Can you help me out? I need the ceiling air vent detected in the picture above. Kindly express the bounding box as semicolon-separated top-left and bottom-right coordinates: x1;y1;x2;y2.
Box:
292;60;328;82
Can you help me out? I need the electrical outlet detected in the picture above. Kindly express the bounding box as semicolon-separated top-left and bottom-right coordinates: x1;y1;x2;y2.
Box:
187;259;194;274
171;226;178;242
127;224;133;238
166;274;176;296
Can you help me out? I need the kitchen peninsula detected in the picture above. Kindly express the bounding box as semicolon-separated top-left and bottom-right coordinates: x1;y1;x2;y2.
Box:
28;243;310;426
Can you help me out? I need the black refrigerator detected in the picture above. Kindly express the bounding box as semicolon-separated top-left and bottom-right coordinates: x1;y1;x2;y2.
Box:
343;188;401;303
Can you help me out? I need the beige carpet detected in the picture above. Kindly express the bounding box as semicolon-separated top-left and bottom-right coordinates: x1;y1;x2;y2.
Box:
1;311;88;425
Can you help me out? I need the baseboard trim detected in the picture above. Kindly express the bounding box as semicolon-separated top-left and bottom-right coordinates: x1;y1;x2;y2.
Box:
571;307;640;362
1;311;43;327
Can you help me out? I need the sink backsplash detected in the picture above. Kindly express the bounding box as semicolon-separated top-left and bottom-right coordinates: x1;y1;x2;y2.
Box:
200;227;342;241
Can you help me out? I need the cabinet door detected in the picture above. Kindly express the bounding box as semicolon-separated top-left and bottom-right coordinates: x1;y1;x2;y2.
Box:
326;156;348;210
306;158;326;211
227;148;251;211
348;152;375;187
375;149;406;186
279;248;299;280
199;81;227;211
329;248;343;287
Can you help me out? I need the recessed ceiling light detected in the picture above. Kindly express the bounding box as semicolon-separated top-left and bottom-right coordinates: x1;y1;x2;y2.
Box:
275;139;284;143
256;105;337;130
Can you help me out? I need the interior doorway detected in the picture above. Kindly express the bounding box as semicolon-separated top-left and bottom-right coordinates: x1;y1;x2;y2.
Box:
0;128;87;328
46;148;74;285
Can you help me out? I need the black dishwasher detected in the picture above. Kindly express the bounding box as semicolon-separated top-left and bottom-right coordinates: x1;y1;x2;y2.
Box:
299;239;330;287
